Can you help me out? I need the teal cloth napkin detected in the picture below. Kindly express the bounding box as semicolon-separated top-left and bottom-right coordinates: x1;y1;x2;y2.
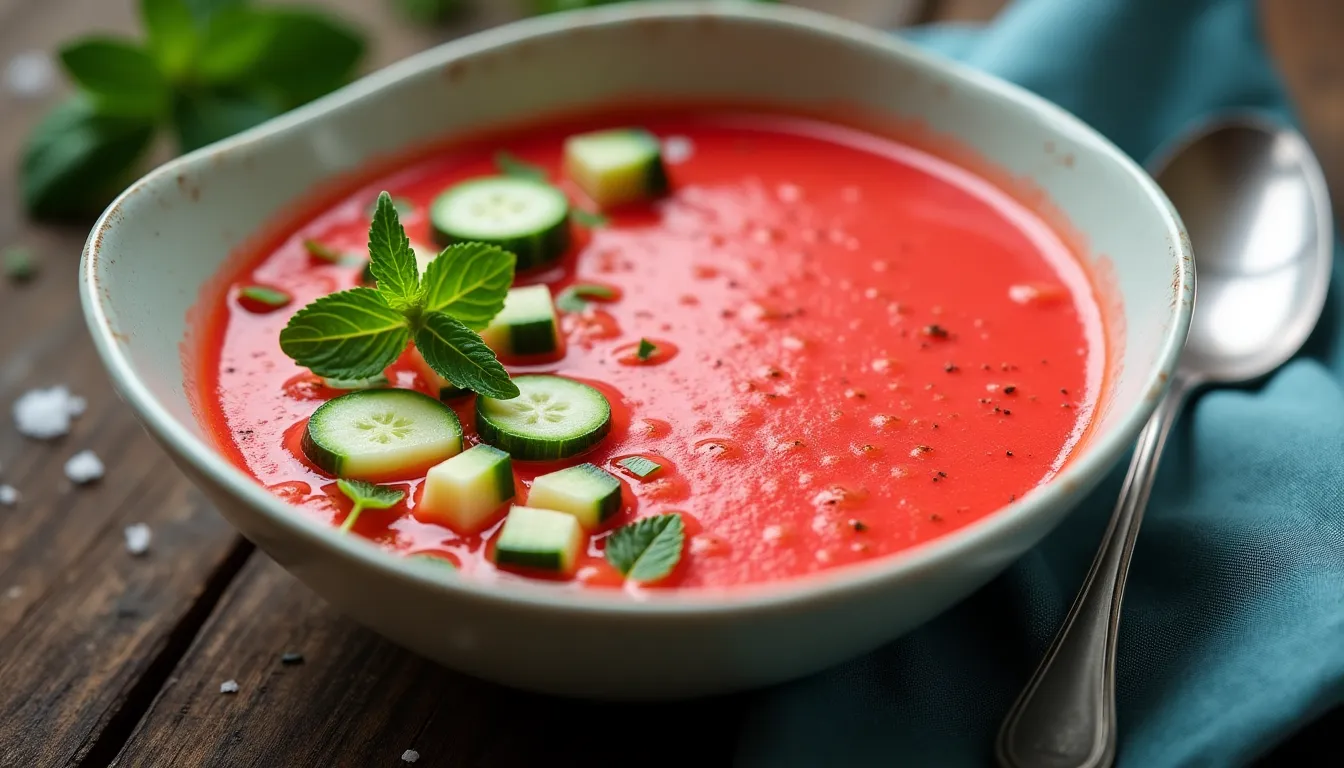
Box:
734;0;1344;765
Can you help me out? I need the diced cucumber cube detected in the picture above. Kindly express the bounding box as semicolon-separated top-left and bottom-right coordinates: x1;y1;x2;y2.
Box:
526;463;621;530
480;284;560;357
563;128;669;209
494;505;584;575
418;444;515;533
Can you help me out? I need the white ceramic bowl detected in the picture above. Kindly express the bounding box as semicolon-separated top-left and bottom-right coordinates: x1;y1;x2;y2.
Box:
81;2;1193;699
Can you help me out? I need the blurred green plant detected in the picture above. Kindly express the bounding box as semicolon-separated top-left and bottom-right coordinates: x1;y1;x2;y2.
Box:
530;0;775;12
22;0;365;220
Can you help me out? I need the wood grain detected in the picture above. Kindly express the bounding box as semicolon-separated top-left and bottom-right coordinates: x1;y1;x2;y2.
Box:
112;556;748;768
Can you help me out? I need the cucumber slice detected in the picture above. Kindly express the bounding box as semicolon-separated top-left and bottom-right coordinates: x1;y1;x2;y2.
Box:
303;389;463;480
419;444;516;533
480;285;560;357
408;345;468;400
563;128;669;209
526;463;621;530
322;374;389;391
476;375;611;461
493;505;584;575
430;177;571;270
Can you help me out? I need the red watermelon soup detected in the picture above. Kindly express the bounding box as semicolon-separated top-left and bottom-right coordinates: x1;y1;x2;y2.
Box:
195;108;1106;591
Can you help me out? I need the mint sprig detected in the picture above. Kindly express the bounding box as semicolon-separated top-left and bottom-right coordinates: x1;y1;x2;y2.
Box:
336;478;404;533
280;191;519;399
22;0;365;220
604;513;685;583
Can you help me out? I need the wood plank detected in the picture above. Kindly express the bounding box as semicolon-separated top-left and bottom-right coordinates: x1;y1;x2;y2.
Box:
112;556;748;768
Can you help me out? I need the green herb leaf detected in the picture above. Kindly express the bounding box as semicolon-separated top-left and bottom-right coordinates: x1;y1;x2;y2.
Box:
3;247;38;283
365;196;415;219
636;338;657;361
246;9;364;109
59;38;169;119
336;479;405;533
420;243;516;330
616;456;662;479
302;238;358;265
171;86;285;152
21;96;156;220
604;513;684;582
238;284;292;308
571;208;609;228
414;313;519;399
141;0;199;78
195;6;278;82
321;374;389;391
410;553;458;570
184;0;246;25
495;151;547;181
555;283;616;313
368;192;424;312
279;287;410;379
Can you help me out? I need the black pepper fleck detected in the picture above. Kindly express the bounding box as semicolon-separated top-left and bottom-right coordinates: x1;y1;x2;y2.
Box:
849;519;868;532
1006;450;1014;457
944;362;959;373
1003;386;1017;394
1002;409;1012;416
923;324;950;339
930;513;944;522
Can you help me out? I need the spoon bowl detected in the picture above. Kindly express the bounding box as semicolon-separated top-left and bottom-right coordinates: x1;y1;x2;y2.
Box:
1157;117;1334;383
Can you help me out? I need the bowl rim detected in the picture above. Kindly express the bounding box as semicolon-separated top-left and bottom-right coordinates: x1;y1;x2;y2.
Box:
80;1;1194;616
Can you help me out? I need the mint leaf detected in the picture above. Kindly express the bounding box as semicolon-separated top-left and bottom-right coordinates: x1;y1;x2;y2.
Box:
495;151;547;181
616;456;661;480
414;313;519;399
195;6;277;82
571;208;609;228
59;38;168;119
636;338;657;361
142;0;199;77
279;287;410;379
604;513;684;582
555;283;615;313
336;479;404;533
336;479;405;509
302;238;358;265
22;96;156;220
368;192;423;312
171;86;285;152
421;243;515;330
247;9;364;108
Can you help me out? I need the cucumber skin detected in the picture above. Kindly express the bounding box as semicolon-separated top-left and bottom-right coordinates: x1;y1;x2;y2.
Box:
494;545;565;573
429;204;571;271
508;316;560;356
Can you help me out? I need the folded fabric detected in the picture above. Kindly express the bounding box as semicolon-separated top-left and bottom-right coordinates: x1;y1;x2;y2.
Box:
734;1;1344;765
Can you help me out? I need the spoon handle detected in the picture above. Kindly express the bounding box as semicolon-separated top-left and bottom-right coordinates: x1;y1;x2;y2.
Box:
996;377;1192;768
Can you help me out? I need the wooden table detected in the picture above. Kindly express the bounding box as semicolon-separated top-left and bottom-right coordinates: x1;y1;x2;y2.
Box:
0;1;1339;765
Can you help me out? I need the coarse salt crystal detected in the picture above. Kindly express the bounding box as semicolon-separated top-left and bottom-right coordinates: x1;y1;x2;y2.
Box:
13;386;86;439
64;450;104;484
662;135;694;164
220;680;239;694
401;750;420;763
124;524;151;556
0;485;17;506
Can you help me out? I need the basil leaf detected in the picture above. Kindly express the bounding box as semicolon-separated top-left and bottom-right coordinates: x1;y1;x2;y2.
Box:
21;96;156;220
616;456;661;479
368;192;424;311
421;243;516;330
141;0;199;78
247;9;364;108
59;38;169;119
278;287;410;379
171;87;285;152
336;479;405;510
195;6;277;83
604;513;685;582
636;338;657;361
494;151;547;181
414;313;519;399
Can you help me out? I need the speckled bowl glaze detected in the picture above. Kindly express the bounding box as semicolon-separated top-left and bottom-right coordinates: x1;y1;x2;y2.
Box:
81;3;1192;699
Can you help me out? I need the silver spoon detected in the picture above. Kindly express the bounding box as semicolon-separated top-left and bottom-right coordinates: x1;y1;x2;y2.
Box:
996;116;1334;768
